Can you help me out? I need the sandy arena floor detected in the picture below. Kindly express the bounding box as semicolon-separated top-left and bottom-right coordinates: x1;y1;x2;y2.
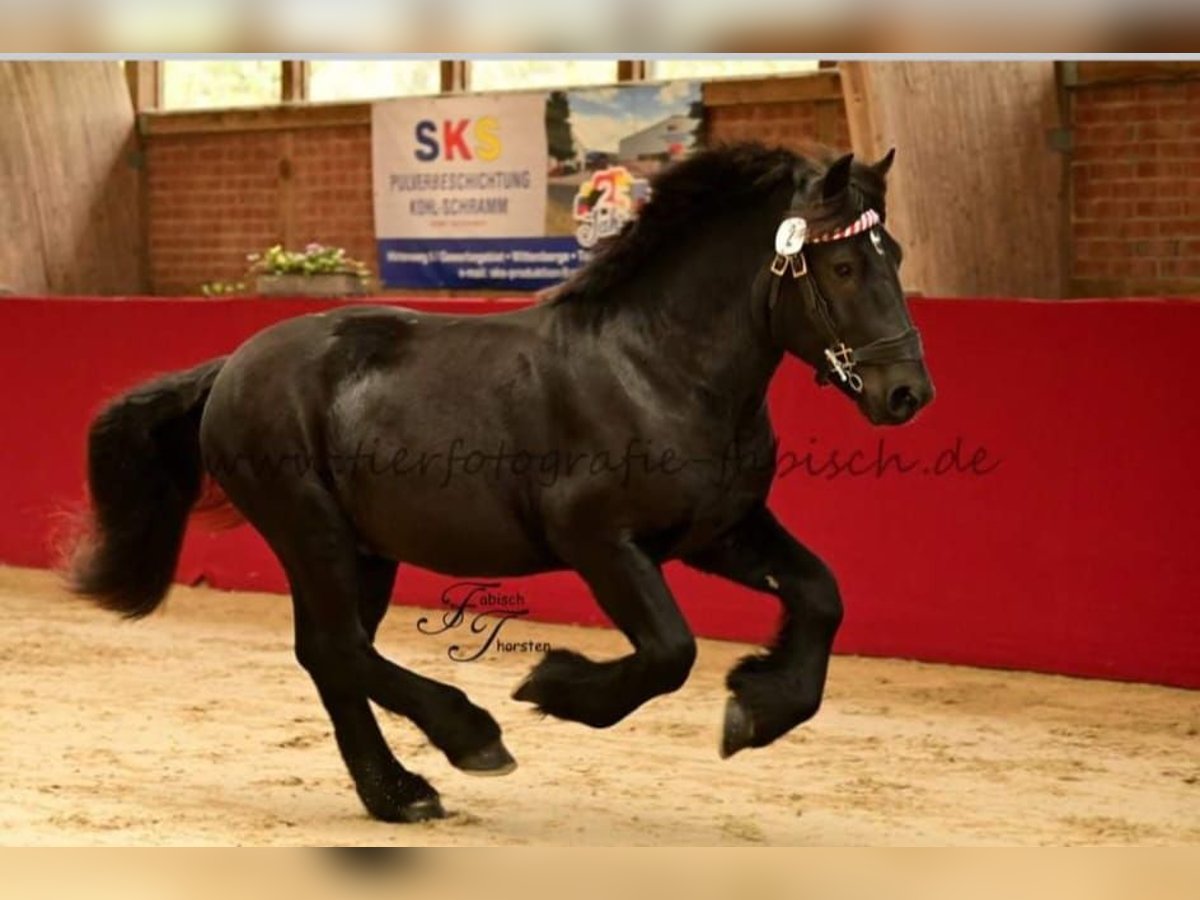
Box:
0;565;1196;846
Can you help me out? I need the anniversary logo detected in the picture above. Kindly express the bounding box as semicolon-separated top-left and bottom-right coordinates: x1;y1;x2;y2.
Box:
372;81;701;290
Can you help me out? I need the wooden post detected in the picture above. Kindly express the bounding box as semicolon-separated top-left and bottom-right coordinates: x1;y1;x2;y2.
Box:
839;61;1067;298
838;62;884;160
1;62;144;294
124;60;162;112
617;60;648;82
441;60;468;93
281;60;309;103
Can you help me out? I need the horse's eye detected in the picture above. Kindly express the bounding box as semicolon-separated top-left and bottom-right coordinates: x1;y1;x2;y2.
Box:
834;262;854;279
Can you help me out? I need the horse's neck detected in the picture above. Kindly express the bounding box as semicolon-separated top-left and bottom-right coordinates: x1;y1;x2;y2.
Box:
602;235;783;422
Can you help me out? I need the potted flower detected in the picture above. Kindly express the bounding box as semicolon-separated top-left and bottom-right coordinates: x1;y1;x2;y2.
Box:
200;280;247;297
250;243;371;298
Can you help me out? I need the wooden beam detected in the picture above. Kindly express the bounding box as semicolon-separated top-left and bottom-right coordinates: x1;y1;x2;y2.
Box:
838;61;882;159
139;102;371;137
281;60;309;103
702;71;842;107
1070;276;1200;298
617;60;648;82
124;60;162;112
441;60;467;93
1070;60;1200;87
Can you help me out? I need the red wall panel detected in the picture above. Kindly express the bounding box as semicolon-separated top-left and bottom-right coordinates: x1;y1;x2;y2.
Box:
1;296;1197;687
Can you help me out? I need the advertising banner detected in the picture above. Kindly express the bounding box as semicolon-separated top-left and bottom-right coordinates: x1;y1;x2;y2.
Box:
372;82;702;291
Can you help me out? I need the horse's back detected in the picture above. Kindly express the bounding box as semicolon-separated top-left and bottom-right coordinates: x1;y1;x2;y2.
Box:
206;302;546;407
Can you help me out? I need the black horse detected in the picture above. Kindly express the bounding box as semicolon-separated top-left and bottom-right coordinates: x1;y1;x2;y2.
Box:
68;143;933;822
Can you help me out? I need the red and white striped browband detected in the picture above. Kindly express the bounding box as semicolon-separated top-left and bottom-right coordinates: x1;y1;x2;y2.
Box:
808;208;881;244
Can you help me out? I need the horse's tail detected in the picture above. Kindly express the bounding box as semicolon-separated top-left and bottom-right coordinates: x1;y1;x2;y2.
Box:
65;357;227;619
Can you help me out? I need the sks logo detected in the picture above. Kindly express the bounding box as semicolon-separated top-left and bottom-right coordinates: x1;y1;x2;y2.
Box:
414;117;501;162
573;166;650;248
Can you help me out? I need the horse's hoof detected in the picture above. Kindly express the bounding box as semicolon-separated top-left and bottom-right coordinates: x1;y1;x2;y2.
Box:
720;696;755;759
453;740;518;777
393;795;446;823
361;774;446;823
512;679;536;703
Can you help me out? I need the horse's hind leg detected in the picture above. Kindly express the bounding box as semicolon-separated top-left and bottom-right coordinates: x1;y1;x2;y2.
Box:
291;595;441;822
242;479;512;820
278;539;443;822
513;538;696;727
352;554;516;776
356;552;397;643
683;504;843;759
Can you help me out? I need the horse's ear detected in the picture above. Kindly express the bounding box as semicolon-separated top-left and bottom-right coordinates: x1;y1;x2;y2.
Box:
791;163;813;195
872;147;896;178
822;153;854;200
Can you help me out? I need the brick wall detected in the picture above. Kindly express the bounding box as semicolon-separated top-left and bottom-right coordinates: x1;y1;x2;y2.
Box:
146;119;373;295
1069;76;1200;297
97;67;1200;300
142;76;849;296
707;101;849;152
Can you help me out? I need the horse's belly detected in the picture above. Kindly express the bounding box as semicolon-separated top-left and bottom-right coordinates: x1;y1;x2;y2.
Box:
342;480;555;577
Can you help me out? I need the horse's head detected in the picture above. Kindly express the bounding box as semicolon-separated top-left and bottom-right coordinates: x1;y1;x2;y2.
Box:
765;150;934;426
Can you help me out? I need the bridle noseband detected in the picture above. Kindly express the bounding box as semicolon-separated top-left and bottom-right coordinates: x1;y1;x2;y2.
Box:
767;208;924;393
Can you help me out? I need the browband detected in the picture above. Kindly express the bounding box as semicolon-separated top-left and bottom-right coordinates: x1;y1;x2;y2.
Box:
808;208;881;244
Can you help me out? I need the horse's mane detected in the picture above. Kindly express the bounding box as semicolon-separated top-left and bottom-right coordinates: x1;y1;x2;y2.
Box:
547;143;802;305
545;142;890;308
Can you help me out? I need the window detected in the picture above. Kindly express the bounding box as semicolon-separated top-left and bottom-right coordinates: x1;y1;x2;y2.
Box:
161;61;282;110
308;61;441;101
651;59;821;81
147;58;824;114
469;60;617;92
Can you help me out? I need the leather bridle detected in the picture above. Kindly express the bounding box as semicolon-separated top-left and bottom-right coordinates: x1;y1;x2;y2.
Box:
767;208;924;393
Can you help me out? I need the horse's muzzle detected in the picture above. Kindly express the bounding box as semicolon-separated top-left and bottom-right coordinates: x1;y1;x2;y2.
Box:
862;367;934;426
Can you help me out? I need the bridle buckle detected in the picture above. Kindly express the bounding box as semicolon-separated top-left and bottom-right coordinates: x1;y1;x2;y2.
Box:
770;253;808;278
824;343;864;393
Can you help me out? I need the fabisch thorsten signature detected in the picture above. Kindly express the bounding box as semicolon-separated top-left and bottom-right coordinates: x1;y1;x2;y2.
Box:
416;580;551;662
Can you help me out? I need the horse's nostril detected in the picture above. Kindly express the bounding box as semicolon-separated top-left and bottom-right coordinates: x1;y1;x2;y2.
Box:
887;384;919;416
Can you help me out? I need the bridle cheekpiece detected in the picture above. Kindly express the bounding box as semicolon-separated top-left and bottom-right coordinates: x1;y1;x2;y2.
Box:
767;207;922;394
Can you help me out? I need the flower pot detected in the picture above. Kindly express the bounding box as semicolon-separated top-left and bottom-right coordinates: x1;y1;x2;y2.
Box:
255;273;368;298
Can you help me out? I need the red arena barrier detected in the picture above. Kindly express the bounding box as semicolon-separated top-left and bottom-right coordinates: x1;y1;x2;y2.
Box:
1;295;1197;688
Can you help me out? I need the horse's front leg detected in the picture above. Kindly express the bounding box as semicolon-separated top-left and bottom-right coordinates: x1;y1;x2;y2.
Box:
684;504;843;758
513;538;696;727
